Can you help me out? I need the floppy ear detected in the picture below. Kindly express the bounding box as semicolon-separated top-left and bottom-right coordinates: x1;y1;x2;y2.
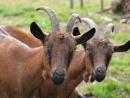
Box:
75;28;95;44
114;41;130;52
30;22;46;41
73;27;80;36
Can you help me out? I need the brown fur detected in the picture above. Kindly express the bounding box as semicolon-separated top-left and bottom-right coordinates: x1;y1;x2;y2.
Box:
1;25;42;47
2;25;77;71
37;50;92;98
1;25;77;81
0;33;45;98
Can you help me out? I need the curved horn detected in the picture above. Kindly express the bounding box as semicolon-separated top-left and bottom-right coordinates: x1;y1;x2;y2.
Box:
104;23;114;39
66;13;81;33
36;6;60;33
75;18;98;38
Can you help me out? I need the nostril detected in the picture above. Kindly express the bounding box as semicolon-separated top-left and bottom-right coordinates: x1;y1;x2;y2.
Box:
96;67;105;74
55;69;65;76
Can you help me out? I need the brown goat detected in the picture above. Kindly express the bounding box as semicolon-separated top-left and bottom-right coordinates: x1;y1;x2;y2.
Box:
2;11;130;98
35;18;130;98
35;28;96;98
2;17;130;98
78;18;130;83
0;7;96;98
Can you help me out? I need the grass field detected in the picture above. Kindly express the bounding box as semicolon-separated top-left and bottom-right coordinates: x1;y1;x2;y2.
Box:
0;0;130;98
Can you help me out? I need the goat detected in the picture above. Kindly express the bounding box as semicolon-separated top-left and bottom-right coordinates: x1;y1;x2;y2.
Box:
78;18;130;83
36;28;95;98
73;18;130;97
36;18;130;98
0;6;96;98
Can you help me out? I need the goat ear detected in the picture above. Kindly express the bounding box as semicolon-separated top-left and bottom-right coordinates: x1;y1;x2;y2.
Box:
73;27;80;36
30;22;46;41
114;41;130;52
76;28;95;44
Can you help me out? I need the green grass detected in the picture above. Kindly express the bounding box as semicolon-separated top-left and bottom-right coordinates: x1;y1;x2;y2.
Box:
79;80;130;98
0;0;130;97
0;0;112;31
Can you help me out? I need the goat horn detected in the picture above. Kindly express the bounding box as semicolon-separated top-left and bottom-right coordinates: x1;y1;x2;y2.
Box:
75;18;98;38
120;19;127;24
104;23;114;39
66;13;81;33
36;6;60;33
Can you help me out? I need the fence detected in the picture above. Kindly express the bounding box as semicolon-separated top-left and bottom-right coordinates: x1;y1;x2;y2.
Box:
70;0;112;12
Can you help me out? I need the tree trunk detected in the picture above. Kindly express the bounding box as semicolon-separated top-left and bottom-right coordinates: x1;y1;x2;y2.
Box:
70;0;74;9
111;0;130;14
100;0;104;11
80;0;84;8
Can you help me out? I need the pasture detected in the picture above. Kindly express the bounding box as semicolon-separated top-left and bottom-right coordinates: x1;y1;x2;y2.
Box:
0;0;130;98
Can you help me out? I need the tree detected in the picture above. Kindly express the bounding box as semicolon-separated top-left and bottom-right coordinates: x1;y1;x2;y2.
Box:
70;0;84;8
100;0;104;11
80;0;84;8
70;0;74;8
111;0;130;14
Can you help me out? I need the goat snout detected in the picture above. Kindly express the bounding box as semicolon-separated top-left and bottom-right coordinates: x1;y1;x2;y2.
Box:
90;67;106;82
95;67;106;82
51;69;65;85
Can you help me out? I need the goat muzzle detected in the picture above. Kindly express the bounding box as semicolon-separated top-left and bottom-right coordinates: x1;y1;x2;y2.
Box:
90;67;106;82
51;69;65;85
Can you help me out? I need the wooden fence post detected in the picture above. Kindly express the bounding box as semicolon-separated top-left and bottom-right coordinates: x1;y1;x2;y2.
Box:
70;0;74;8
101;0;104;11
80;0;84;8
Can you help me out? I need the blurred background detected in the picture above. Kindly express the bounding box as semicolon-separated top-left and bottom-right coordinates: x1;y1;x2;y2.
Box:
0;0;130;98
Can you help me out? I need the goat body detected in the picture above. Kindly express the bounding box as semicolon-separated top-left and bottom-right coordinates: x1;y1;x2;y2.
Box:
0;30;46;98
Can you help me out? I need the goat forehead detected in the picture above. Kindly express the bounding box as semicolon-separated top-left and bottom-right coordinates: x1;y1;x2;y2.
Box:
48;32;72;42
90;39;111;47
50;32;69;38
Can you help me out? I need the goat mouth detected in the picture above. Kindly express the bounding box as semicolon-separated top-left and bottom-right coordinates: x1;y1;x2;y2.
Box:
90;72;106;82
95;73;105;82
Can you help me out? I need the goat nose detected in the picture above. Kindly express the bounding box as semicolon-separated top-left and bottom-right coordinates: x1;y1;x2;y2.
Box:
96;67;105;74
55;69;65;76
51;69;65;85
95;67;106;82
